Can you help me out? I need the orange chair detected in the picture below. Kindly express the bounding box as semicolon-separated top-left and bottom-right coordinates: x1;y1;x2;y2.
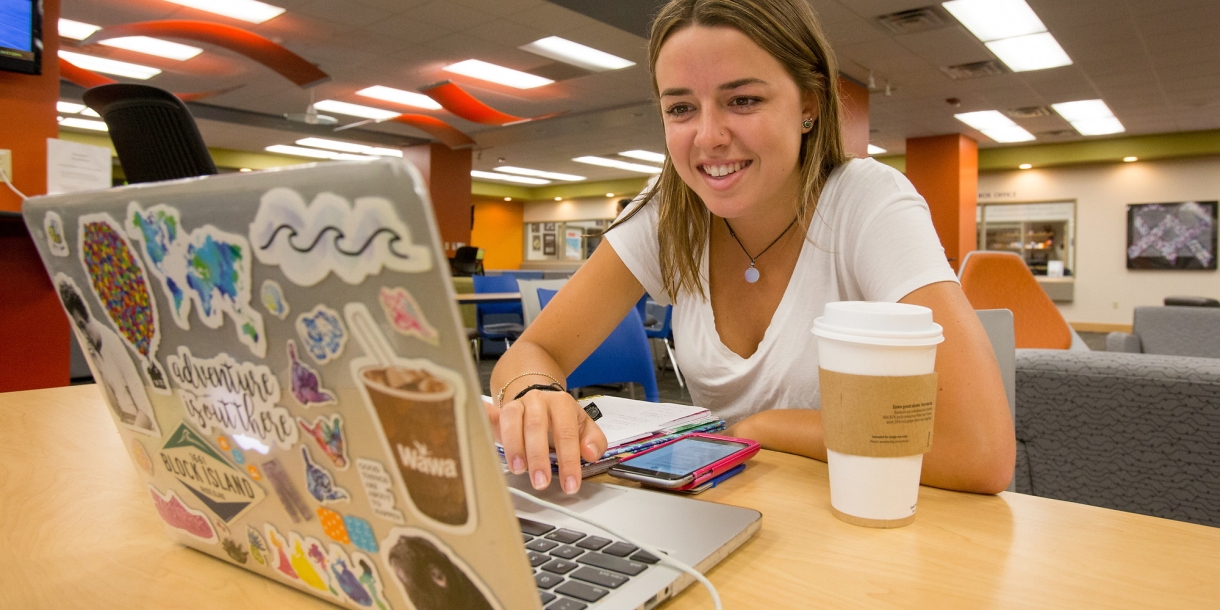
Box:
958;251;1074;350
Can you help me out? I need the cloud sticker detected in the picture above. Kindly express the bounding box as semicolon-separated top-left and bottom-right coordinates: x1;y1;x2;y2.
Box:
249;188;432;286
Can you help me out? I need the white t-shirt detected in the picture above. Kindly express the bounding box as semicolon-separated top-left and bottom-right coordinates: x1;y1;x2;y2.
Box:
605;158;958;424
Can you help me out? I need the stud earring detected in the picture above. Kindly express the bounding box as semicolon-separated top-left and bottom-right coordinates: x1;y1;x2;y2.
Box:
802;118;813;130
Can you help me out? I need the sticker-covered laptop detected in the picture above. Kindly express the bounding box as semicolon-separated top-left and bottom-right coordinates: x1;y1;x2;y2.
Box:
23;159;760;610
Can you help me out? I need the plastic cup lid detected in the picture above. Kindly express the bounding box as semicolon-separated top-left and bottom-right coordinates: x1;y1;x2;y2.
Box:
811;301;943;346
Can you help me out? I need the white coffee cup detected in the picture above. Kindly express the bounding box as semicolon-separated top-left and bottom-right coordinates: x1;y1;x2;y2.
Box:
812;301;943;528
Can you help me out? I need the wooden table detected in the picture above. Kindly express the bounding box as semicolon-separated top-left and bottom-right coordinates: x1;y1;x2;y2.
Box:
3;385;1217;609
455;291;521;304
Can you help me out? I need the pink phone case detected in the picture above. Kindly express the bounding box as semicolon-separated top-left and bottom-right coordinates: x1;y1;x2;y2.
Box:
620;433;760;491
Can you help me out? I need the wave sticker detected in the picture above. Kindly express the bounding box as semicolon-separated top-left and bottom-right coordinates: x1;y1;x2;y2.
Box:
126;203;266;358
249;188;432;286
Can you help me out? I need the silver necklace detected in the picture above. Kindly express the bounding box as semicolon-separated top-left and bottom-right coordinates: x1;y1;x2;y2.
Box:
723;217;797;283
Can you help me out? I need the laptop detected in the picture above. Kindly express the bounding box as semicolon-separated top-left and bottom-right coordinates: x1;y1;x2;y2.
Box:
23;158;760;610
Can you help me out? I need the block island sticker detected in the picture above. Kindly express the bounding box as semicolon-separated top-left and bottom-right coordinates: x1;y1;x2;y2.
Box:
44;211;69;256
261;279;290;320
345;303;477;534
149;485;217;544
299;413;347;469
77;214;170;394
379;287;438;345
126;202;267;358
159;422;266;523
288;340;336;407
355;458;404;525
55;274;162;437
166;346;299;450
381;527;503;610
248;187;432;287
302;446;350;505
297;304;347;365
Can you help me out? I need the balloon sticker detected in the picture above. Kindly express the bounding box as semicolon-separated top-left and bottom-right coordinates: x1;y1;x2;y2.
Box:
159;423;266;523
126;203;266;358
78;214;169;393
166;347;298;450
379;286;439;345
299;414;348;470
149;485;217;544
248;187;432;286
288;340;336;407
263;458;312;524
56;274;162;437
296;304;347;364
301;446;349;504
381;527;502;610
355;458;404;525
317;507;350;545
44;211;69;256
344;515;378;553
261;279;290;320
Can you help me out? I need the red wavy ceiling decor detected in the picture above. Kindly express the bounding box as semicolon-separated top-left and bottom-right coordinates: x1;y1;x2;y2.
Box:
389;114;475;149
83;20;329;87
59;58;117;89
419;81;567;126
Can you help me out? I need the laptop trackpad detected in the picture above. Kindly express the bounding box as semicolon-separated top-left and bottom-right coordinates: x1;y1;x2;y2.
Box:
507;473;626;515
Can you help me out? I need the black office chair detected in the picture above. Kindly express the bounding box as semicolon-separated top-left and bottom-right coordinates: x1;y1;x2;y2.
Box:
450;246;484;276
82;84;217;184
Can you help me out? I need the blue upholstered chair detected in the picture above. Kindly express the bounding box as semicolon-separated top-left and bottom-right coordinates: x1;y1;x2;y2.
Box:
472;274;525;353
644;301;683;389
537;288;659;402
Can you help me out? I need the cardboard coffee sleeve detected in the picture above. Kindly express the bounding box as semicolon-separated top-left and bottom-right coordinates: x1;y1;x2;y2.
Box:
819;369;937;458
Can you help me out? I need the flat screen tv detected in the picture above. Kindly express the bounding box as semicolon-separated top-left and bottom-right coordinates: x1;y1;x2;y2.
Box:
0;0;42;75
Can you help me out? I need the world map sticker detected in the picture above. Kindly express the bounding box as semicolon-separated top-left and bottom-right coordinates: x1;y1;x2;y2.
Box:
127;202;266;358
159;422;266;523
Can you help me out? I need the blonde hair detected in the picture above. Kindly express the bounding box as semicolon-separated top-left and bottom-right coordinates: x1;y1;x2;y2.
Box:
612;0;846;302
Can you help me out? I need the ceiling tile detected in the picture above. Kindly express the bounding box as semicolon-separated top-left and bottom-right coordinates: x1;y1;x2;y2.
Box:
505;3;599;33
402;0;499;31
363;13;457;43
295;0;394;28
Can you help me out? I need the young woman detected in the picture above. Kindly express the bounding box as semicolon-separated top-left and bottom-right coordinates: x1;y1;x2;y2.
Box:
488;0;1015;496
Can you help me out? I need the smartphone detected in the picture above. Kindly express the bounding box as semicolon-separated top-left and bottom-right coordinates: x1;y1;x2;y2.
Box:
608;433;760;490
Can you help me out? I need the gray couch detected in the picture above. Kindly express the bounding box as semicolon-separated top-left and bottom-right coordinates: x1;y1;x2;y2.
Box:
1107;306;1220;358
1014;349;1220;528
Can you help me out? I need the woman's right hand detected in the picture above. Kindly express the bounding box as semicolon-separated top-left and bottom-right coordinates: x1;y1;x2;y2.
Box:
487;389;608;494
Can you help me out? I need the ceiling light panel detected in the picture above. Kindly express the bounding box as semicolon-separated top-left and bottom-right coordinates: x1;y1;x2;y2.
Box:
266;145;338;159
59;117;109;131
867;144;887;155
980;125;1036;143
57;101;86;114
954;111;1036;143
356;86;442;110
81;108;100;117
99;36;203;61
942;0;1046;42
1068;116;1125;136
367;147;404;157
985;33;1072;72
443;59;554;90
163;0;285;24
471;170;550;185
618;150;665;163
1051;99;1114;122
519;37;635;72
59;50;161;79
58;19;101;41
494;166;585;181
572;156;663;174
312;100;400;120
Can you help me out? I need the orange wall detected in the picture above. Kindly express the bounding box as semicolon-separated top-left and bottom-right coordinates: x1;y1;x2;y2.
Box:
403;143;473;258
0;0;70;391
471;197;524;270
905;134;979;272
838;77;870;159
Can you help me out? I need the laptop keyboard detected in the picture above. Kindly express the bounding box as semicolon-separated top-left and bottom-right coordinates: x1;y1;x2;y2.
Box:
519;517;660;609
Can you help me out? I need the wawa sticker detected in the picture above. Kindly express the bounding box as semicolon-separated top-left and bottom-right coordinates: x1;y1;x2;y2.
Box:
381;527;503;610
56;273;161;437
345;302;476;534
159;422;266;523
379;286;438;345
287;340;336;407
149;485;217;544
248;187;432;287
126;202;267;358
166;346;299;450
77;214;170;394
44;211;69;256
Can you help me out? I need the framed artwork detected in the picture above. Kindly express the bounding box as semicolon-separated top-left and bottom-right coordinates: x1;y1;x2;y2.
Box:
543;222;556;232
542;233;556;256
530;223;539;234
531;236;541;251
1126;201;1217;270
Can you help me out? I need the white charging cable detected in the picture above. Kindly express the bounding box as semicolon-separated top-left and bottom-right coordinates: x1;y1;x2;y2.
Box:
1;167;27;200
508;487;723;610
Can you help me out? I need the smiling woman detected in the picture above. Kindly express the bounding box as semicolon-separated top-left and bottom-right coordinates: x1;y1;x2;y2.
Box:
488;0;1015;498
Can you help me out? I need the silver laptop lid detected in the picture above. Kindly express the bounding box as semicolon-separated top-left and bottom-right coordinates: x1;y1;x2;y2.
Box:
23;159;539;609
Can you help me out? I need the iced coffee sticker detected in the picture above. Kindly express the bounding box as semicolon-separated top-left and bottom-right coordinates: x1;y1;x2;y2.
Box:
820;369;938;458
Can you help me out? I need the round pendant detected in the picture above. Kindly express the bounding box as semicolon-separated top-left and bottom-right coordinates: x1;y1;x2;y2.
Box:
744;266;760;283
